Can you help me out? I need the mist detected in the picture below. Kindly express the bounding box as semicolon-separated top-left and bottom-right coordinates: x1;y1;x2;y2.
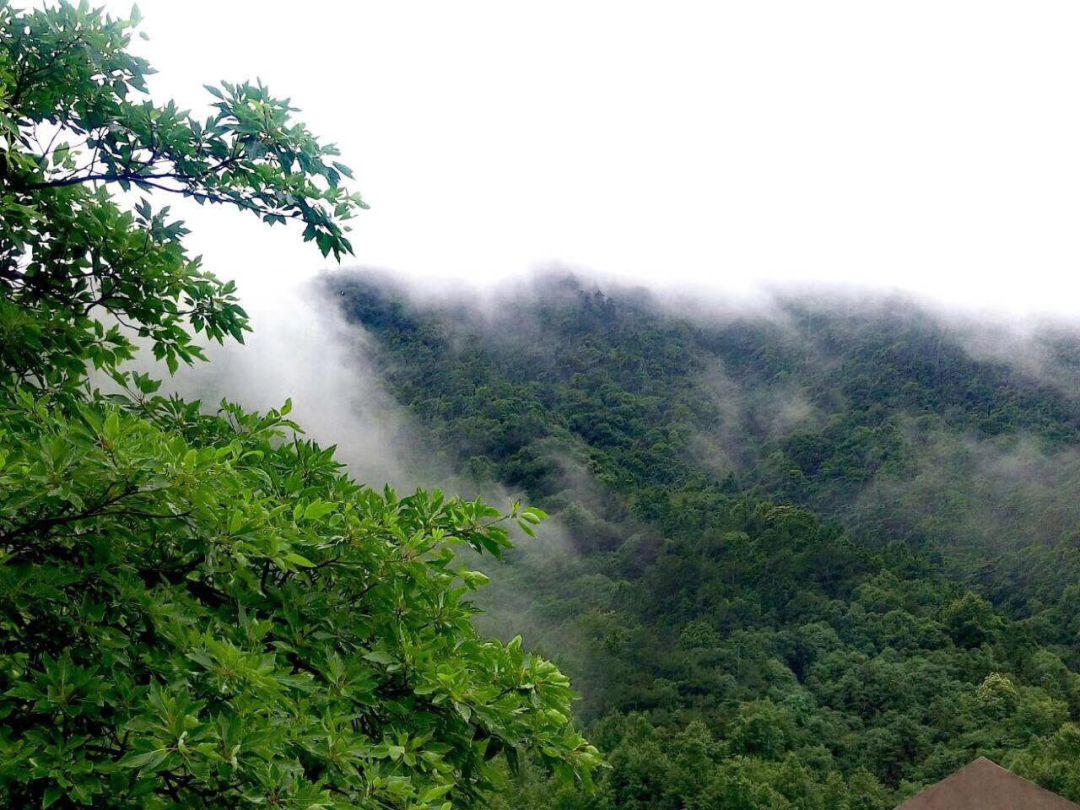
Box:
137;268;428;491
145;265;1080;523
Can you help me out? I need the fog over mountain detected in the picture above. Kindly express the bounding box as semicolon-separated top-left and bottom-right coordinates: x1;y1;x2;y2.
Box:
158;266;1080;465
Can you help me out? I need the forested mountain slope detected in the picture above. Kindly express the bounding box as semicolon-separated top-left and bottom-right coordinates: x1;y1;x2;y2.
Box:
331;273;1080;809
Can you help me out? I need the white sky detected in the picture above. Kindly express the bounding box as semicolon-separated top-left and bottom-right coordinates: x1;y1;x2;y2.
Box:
98;1;1080;316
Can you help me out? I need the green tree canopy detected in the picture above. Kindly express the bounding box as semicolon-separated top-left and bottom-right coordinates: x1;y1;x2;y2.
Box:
0;3;599;808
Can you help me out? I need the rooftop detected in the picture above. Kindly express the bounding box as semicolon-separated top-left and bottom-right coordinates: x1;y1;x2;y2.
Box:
896;758;1078;810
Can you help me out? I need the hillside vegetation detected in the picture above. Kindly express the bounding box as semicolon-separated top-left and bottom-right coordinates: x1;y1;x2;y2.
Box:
337;273;1080;809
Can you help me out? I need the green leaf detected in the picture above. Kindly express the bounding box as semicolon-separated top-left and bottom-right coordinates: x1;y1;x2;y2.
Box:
42;785;64;808
421;784;453;803
302;500;336;521
459;570;490;589
284;552;315;568
119;748;170;771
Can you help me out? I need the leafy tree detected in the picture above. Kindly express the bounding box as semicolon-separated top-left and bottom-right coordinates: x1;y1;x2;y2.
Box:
0;3;598;808
1;0;364;390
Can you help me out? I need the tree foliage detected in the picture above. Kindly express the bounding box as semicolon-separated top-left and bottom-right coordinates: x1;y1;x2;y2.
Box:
0;4;598;808
0;0;364;389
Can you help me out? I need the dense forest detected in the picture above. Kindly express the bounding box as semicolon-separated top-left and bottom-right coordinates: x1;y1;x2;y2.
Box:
334;272;1080;808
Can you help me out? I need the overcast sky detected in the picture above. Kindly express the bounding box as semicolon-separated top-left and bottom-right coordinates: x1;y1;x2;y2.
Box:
97;1;1080;316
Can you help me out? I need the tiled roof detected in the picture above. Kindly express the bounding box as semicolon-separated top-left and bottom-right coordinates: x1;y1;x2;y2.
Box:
896;758;1078;810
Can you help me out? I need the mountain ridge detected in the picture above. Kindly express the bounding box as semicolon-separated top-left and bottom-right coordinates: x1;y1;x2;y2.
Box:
328;272;1080;808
